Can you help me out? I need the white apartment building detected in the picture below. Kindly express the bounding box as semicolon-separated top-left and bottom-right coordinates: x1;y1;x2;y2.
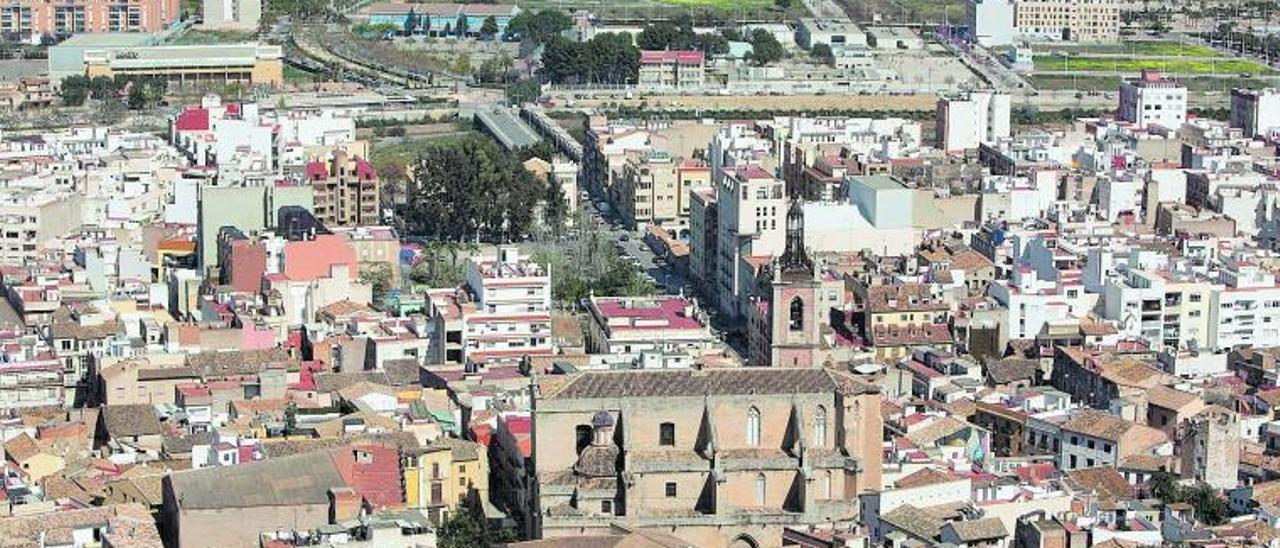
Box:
1230;88;1280;138
989;266;1091;340
1014;0;1120;42
460;247;553;366
1102;259;1213;351
936;91;1011;152
1097;175;1142;222
1208;262;1280;351
967;0;1016;47
708;123;774;181
713;165;786;319
1119;70;1187;130
201;0;261;30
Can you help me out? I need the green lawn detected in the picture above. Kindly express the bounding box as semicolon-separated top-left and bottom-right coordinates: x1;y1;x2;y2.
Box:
283;65;319;82
1034;56;1271;75
1041;41;1220;57
655;0;773;7
170;29;257;45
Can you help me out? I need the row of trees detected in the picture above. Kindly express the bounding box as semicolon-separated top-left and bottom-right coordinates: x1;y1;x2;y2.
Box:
401;137;567;242
636;15;727;56
541;33;640;85
532;218;655;305
505;9;573;45
59;75;165;109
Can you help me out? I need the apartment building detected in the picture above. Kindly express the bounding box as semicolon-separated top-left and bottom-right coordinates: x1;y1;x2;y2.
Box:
1102;258;1212;351
305;150;381;228
200;0;260;30
1230;88;1280;138
638;50;705;90
584;295;715;356
1119;70;1188;130
615;151;710;234
936;91;1012;153
1014;0;1120;42
0;192;83;267
0;76;53;110
1208;261;1280;352
712;165;786;319
533;368;883;547
453;247;553;367
0;0;180;36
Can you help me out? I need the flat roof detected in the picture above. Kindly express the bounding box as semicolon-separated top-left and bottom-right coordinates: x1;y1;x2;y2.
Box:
849;174;907;191
54;33;158;48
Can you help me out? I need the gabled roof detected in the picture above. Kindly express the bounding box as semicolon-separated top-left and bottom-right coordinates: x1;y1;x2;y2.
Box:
542;367;876;400
100;404;163;438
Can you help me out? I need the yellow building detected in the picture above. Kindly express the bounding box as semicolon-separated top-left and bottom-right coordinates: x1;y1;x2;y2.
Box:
403;437;489;523
860;282;954;360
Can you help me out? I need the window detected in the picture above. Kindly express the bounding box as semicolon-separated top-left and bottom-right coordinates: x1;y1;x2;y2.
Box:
665;482;677;497
1069;455;1077;468
747;407;761;447
789;297;804;332
755;474;767;506
659;422;675;446
822;471;833;500
601;500;612;514
812;406;827;447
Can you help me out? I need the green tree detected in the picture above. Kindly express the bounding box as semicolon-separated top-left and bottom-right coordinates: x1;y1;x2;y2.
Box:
89;76;116;100
403;136;545;242
359;264;394;306
480;15;499;38
810;42;834;64
126;85;147;110
284;400;298;435
507;9;572;44
695;32;729;56
437;509;513;548
748;28;784;65
60;75;89;106
775;0;793;9
515;141;556;163
637;17;695;51
542;178;568;236
505;78;541;105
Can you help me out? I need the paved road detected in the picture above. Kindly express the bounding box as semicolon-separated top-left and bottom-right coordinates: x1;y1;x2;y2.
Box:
578;188;689;296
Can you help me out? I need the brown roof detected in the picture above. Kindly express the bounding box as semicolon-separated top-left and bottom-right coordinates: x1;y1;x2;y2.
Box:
881;504;944;541
1146;385;1201;412
1099;358;1167;389
186;348;295;377
3;432;40;463
0;504;159;548
945;518;1007;542
894;467;960;489
1060;409;1133;442
948;249;994;270
985;358;1039;385
1064;467;1132;501
50;320;121;340
865;283;947;313
543;367;877;400
100;404;163;438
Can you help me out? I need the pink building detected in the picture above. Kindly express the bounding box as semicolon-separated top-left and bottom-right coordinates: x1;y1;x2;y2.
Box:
282;234;358;282
0;0;181;35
